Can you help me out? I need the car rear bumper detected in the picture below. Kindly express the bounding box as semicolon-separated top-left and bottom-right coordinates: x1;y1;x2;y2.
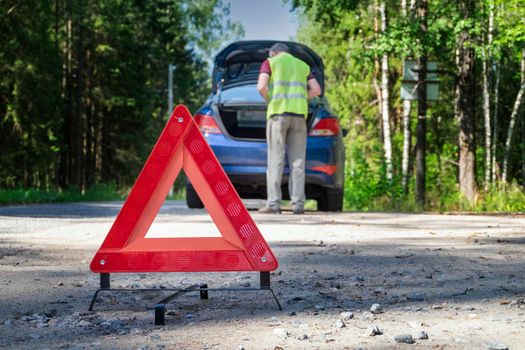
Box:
202;133;344;198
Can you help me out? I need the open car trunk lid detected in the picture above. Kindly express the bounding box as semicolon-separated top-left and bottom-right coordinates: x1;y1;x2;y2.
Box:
212;40;325;95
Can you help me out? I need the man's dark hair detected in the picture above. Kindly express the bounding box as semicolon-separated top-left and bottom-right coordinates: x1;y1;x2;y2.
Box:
269;43;289;54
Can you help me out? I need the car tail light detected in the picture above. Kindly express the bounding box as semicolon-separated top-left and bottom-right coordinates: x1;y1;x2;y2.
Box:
311;165;338;175
194;113;222;134
308;117;340;136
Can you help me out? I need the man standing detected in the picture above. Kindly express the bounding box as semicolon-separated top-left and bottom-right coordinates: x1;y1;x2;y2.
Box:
257;43;322;214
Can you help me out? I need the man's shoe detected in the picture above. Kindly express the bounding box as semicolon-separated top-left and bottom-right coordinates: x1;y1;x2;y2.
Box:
292;207;304;215
258;206;281;214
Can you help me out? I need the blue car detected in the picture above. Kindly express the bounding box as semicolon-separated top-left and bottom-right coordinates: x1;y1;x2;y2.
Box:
186;40;346;211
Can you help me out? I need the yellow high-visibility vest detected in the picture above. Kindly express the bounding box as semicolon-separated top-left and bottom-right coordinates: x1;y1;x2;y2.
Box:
267;52;310;118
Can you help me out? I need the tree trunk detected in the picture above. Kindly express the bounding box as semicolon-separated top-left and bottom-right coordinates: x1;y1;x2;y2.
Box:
522;49;525;185
456;0;479;202
401;100;411;192
372;0;383;129
401;0;413;193
380;1;393;182
415;0;427;207
482;3;494;190
482;59;491;189
85;45;94;189
491;64;500;183
65;0;74;188
522;105;525;185
502;49;525;182
74;0;84;191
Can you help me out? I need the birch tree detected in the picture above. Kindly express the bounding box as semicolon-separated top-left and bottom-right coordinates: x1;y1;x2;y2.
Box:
380;1;393;182
401;0;412;192
482;2;494;189
491;63;500;183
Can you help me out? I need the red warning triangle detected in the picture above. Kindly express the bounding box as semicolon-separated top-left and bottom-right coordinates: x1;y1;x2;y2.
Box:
90;105;278;273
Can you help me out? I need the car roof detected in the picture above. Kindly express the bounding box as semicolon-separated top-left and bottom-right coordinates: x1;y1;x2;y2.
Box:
212;40;325;94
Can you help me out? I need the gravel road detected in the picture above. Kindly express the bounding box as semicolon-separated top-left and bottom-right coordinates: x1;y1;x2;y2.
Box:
0;201;524;349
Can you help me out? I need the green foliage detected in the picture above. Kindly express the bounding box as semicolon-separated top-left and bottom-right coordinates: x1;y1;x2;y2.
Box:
294;0;525;212
478;182;525;212
0;0;242;193
0;183;126;205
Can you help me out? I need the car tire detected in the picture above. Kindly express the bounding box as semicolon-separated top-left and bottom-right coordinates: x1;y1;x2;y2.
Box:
317;189;343;212
186;182;204;209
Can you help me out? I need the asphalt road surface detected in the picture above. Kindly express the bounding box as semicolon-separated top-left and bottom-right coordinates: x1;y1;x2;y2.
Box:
0;201;524;349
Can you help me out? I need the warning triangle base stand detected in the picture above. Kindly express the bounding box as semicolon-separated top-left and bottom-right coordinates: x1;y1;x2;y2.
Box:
88;105;281;324
89;271;282;325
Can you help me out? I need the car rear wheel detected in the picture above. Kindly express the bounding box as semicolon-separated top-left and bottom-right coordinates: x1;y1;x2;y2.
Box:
186;182;204;209
317;189;343;212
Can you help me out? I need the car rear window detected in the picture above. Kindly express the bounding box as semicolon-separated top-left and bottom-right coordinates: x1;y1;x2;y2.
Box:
221;86;265;104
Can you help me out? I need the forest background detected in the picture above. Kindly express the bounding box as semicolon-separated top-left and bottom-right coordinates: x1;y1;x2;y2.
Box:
1;0;524;212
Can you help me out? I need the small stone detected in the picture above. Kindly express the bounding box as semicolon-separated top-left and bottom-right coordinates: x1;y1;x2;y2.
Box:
166;311;177;316
394;334;415;344
367;324;383;336
297;334;309;340
370;303;383;314
238;346;246;350
272;328;289;337
3;319;13;326
184;313;194;319
508;298;524;308
289;311;297;316
432;304;444;310
77;320;93;328
418;331;429;340
483;342;509;350
240;282;251;287
150;334;161;340
28;333;42;340
57;281;64;287
340;312;354;321
334;319;345;329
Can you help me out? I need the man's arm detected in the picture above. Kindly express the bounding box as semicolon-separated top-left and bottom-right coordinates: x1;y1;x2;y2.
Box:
257;73;270;102
307;78;322;99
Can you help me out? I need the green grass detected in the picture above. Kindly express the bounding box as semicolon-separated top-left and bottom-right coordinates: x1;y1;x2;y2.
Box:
0;183;187;206
342;181;525;213
0;184;124;205
2;182;524;213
